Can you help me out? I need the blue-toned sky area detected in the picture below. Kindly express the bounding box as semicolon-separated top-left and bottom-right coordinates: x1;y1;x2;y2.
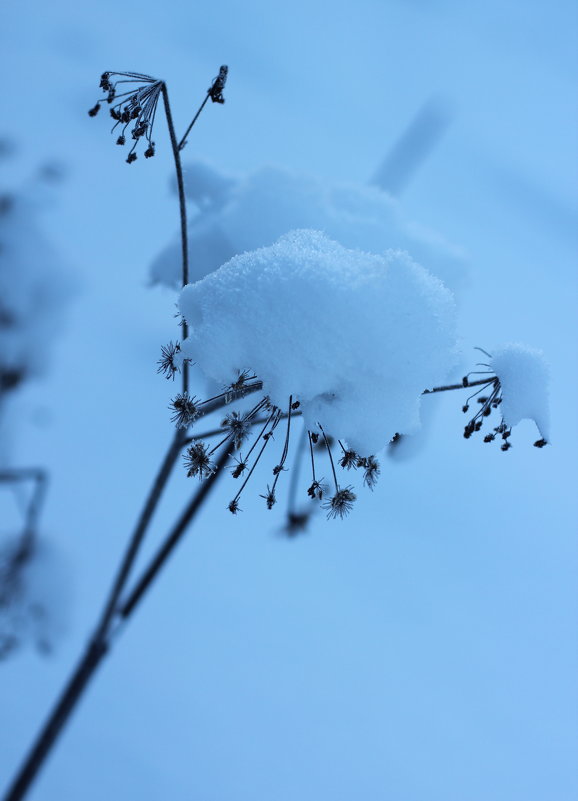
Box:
1;1;577;799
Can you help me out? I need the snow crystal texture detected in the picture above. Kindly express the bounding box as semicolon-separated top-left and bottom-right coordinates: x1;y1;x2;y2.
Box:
179;230;457;455
491;344;550;440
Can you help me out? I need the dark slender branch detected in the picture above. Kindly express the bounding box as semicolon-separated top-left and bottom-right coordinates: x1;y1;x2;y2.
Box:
319;425;339;492
184;409;302;444
1;445;228;801
178;65;227;151
2;639;108;801
161;84;188;288
93;430;186;642
162;83;189;394
178;95;210;151
186;376;492;442
422;377;496;395
196;380;264;419
118;444;231;621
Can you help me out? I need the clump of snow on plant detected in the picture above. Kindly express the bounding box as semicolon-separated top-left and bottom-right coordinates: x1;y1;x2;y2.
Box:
491;344;550;441
152;163;466;296
179;230;457;455
0;192;73;391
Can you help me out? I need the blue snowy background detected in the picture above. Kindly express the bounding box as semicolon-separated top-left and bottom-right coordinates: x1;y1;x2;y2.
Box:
1;1;577;799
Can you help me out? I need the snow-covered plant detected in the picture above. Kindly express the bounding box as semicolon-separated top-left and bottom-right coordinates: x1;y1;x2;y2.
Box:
3;68;550;801
176;229;457;517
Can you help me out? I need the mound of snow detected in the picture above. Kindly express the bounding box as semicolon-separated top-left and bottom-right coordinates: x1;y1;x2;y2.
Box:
153;163;467;296
179;230;457;455
491;344;550;441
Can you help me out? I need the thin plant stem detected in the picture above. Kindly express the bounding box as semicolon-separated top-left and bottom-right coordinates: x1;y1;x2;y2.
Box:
187;376;494;441
1;445;230;801
93;429;186;642
118;444;232;621
178;95;210;151
196;381;263;418
162;83;190;394
422;377;496;394
1;638;108;801
185;410;303;444
319;425;339;492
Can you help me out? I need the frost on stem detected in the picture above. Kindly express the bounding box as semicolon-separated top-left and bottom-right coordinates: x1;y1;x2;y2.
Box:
89;72;163;163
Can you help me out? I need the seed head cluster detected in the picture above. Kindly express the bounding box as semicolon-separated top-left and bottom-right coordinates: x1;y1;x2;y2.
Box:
157;363;381;528
461;371;548;451
183;441;215;480
322;487;357;520
169;392;199;429
157;341;181;380
89;72;163;163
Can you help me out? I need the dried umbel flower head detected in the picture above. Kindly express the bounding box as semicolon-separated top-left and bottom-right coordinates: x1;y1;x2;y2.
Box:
208;66;228;104
89;72;163;163
169;392;199;429
183;441;215;480
221;411;251;449
179;373;375;523
157;341;181;380
460;344;549;451
323;487;357;520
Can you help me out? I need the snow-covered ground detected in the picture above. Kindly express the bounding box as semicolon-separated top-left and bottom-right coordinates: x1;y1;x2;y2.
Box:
1;1;577;799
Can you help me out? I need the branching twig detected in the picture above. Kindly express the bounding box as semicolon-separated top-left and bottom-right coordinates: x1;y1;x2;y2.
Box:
422;377;496;394
118;444;232;621
93;429;186;642
1;444;230;801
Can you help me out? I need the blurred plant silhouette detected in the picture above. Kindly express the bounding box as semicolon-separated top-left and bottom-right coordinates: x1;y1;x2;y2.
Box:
0;152;72;664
